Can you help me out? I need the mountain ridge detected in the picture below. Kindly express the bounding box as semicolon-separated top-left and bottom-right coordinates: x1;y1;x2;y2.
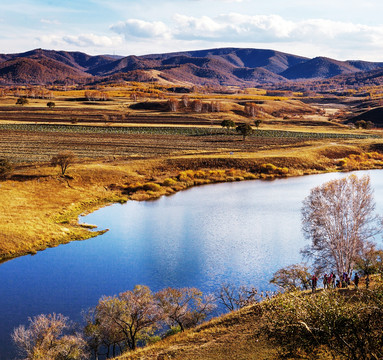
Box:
1;47;383;86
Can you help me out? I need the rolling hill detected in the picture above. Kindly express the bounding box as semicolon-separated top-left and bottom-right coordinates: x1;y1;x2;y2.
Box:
0;47;383;86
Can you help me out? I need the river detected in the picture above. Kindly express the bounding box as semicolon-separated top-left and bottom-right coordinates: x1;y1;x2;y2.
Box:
1;170;383;358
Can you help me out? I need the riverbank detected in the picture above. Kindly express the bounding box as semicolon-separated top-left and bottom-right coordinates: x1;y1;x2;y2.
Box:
1;138;383;262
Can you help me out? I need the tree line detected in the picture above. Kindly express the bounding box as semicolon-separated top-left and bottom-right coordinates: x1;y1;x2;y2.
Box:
12;286;218;359
11;282;267;359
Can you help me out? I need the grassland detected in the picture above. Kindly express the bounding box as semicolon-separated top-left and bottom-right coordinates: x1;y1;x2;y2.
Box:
115;300;276;360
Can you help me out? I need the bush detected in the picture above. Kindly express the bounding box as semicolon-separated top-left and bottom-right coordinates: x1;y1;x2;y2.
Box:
262;286;383;359
142;182;161;192
125;182;143;193
178;170;195;181
0;158;12;179
16;98;28;106
163;178;177;186
260;163;277;173
221;119;236;131
260;163;288;176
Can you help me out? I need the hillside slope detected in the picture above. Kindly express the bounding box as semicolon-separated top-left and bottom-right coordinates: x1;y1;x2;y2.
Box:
1;47;383;86
115;304;276;360
0;57;89;84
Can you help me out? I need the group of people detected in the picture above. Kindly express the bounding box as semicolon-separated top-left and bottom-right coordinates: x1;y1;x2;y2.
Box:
310;271;369;292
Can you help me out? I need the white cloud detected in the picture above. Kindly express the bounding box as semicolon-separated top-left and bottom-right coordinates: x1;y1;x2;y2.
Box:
39;33;123;48
40;19;61;25
111;13;383;54
111;19;171;39
106;12;383;60
170;13;383;46
126;13;383;49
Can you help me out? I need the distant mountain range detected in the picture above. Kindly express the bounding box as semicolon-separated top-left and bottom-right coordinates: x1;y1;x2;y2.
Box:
1;47;383;87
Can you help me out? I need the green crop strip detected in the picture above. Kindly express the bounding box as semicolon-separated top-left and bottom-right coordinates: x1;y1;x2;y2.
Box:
0;123;378;140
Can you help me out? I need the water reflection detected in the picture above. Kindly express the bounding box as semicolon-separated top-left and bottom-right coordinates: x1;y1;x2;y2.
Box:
0;170;383;358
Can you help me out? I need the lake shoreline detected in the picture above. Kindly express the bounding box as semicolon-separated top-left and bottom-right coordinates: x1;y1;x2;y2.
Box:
1;146;383;262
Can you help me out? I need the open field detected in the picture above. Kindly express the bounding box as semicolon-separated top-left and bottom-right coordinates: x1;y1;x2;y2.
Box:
0;123;375;164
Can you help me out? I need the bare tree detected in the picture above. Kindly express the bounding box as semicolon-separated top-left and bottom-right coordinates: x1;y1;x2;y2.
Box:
84;307;124;359
301;175;382;276
270;263;312;291
217;284;260;312
12;313;87;360
156;287;216;331
51;151;76;176
245;103;258;118
94;285;162;351
191;99;203;113
181;95;190;108
167;98;179;112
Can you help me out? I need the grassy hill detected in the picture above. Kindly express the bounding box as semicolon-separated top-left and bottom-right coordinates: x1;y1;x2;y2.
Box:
113;278;382;360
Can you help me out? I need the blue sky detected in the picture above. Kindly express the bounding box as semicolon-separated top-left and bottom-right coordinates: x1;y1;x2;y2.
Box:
1;0;383;61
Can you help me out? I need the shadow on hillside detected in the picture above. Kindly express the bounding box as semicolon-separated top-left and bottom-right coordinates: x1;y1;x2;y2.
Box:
10;174;51;182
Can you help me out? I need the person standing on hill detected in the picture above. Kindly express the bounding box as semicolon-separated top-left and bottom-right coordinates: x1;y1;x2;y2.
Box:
354;273;359;289
323;274;328;289
311;275;318;293
331;272;336;288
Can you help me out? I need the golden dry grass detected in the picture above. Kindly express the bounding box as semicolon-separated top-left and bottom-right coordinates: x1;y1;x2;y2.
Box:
1;136;383;261
115;304;277;360
113;276;382;360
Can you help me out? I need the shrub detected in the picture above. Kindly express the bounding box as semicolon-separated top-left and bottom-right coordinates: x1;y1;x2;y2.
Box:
0;158;12;179
260;163;278;173
221;119;236;131
260;163;288;176
194;170;207;178
125;182;143;193
143;182;161;192
178;170;195;181
16;97;28;106
262;287;383;359
163;178;177;186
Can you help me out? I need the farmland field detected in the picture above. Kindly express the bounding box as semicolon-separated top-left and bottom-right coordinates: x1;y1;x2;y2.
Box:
0;123;376;164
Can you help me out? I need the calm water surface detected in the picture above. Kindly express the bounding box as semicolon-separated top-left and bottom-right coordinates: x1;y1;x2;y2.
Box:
1;171;383;358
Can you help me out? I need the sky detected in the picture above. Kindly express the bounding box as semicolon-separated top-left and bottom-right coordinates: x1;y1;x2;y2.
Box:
1;0;383;61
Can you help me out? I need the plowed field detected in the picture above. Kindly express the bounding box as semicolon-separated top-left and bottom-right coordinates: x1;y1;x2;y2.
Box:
0;126;306;163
